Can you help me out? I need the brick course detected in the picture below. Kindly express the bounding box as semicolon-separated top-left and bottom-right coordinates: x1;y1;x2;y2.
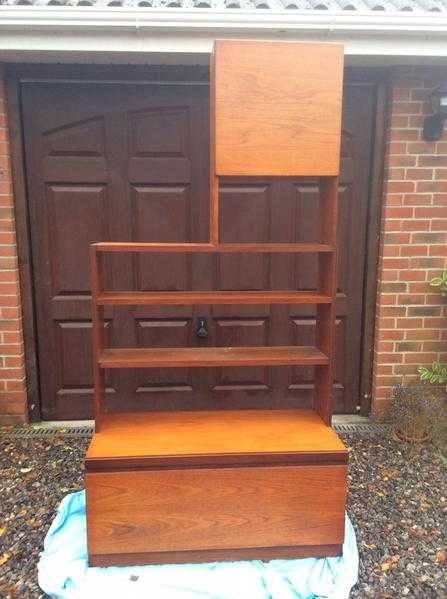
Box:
372;69;447;414
0;67;27;425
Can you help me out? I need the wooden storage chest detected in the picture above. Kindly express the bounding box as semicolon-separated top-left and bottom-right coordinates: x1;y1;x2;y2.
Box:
86;410;347;565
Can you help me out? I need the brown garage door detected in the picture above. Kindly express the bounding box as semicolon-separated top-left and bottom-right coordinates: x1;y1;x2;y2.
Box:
21;77;375;420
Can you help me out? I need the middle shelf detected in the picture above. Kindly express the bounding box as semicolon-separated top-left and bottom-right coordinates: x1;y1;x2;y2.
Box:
96;291;333;306
98;346;329;369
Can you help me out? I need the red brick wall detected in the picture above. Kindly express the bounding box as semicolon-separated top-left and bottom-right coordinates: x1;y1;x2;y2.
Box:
372;69;447;414
0;67;27;425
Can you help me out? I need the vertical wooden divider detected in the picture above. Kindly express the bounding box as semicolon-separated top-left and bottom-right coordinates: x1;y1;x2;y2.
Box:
315;177;339;425
90;246;105;431
209;50;219;245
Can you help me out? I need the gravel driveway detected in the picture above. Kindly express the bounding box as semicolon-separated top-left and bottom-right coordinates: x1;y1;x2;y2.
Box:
0;429;446;599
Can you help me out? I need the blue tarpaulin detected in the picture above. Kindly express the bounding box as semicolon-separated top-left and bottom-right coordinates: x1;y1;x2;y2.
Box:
38;491;358;599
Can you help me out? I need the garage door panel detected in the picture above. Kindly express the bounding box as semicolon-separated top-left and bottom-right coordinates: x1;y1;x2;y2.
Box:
129;159;191;183
55;320;95;388
287;317;346;411
218;184;270;291
52;319;113;419
290;183;319;244
213;317;270;391
128;106;192;183
42;116;108;181
128;106;190;157
131;185;191;242
42;116;106;156
134;377;194;400
336;184;352;296
220;183;270;243
134;318;193;395
46;184;109;296
137;254;190;292
43;157;108;182
135;317;192;348
51;297;92;320
292;255;319;292
217;254;268;291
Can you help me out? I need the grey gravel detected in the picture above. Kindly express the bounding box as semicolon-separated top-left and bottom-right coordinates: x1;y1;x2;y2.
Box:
345;433;447;599
0;433;89;599
0;430;446;598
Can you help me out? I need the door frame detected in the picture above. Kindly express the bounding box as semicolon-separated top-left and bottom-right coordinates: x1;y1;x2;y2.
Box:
5;63;388;421
359;77;389;415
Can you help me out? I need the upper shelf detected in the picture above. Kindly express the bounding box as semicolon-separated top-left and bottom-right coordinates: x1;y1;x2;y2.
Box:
97;291;332;306
92;242;335;253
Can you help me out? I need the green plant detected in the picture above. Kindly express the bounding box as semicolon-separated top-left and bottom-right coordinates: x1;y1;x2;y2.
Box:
418;361;447;384
430;270;447;296
417;271;447;385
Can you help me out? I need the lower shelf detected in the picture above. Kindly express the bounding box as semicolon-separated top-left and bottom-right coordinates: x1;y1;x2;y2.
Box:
85;409;348;565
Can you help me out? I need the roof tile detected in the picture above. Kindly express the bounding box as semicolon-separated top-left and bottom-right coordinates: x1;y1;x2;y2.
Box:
2;0;447;12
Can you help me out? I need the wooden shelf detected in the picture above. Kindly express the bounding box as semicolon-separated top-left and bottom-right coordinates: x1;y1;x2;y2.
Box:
98;346;329;369
86;409;347;469
93;242;335;253
97;290;333;306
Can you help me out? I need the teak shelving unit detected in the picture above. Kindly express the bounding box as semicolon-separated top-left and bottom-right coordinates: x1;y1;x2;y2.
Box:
85;40;348;567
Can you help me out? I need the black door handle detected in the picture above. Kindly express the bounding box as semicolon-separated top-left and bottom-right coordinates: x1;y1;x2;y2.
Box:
196;317;208;339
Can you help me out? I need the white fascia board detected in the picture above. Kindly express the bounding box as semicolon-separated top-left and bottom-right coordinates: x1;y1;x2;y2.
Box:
1;7;447;34
0;8;447;61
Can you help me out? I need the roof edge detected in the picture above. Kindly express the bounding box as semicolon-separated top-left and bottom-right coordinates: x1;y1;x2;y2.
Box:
1;7;447;35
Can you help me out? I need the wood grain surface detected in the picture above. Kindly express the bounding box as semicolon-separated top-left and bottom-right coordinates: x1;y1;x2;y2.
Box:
86;409;347;463
92;241;335;253
214;41;344;176
315;177;339;424
89;544;343;566
85;40;348;567
86;464;347;563
96;290;333;306
98;345;329;369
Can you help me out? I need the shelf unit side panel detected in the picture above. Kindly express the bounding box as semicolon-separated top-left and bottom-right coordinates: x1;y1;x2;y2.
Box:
209;48;219;244
90;247;106;431
315;177;339;425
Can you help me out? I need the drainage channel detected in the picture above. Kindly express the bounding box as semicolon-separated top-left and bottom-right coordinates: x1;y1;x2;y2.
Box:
1;421;384;439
